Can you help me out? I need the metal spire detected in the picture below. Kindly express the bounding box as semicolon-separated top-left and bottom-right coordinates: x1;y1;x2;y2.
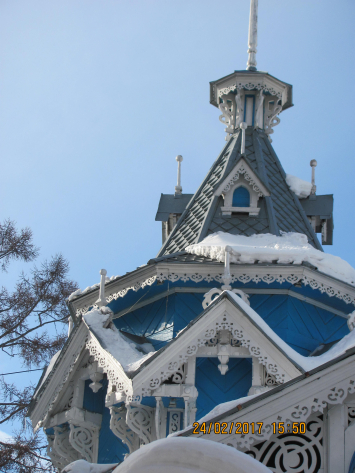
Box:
246;0;258;71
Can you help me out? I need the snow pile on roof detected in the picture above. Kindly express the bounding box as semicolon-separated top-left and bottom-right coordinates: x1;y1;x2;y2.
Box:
228;291;355;371
68;275;120;301
63;460;117;473
286;174;312;198
186;231;355;286
84;307;155;373
113;437;271;473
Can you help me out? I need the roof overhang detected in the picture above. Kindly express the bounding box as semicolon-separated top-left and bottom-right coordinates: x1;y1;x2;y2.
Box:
68;258;355;320
210;70;293;112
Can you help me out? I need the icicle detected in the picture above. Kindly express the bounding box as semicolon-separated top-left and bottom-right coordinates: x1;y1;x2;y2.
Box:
221;246;232;290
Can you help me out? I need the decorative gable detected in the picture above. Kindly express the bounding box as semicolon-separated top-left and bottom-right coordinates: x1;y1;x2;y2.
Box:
213;157;270;216
132;292;303;401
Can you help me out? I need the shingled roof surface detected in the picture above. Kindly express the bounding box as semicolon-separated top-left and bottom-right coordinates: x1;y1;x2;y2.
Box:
158;128;322;257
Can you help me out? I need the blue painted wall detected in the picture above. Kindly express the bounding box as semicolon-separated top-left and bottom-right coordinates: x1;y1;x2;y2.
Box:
195;357;252;420
114;291;348;356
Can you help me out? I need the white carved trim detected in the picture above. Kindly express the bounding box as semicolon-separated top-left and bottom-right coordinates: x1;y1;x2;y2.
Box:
75;275;157;317
203;288;250;309
126;404;154;445
214;158;270;199
243;412;324;473
191;353;355;452
47;434;68;471
53;425;79;465
86;332;133;400
264;98;282;141
218;82;283;100
110;406;140;453
222;165;263;197
72;261;355;319
154;264;355;307
133;298;301;399
32;328;87;432
69;423;100;463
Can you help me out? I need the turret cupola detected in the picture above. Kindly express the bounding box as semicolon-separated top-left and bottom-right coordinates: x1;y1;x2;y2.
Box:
210;0;293;142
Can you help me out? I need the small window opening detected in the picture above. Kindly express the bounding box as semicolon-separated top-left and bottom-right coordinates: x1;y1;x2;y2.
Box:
232;187;250;207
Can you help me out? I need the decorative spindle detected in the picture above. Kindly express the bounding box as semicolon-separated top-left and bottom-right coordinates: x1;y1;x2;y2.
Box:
221;246;232;290
246;0;258;71
240;122;247;154
95;269;107;308
175;155;183;196
310;159;317;195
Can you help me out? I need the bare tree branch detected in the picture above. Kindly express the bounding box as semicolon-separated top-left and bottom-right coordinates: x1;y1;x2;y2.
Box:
0;220;39;272
0;220;78;471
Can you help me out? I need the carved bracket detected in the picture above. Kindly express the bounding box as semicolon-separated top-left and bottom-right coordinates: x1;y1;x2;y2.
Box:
126;405;154;445
53;425;80;465
69;423;100;463
47;434;68;471
110;405;140;453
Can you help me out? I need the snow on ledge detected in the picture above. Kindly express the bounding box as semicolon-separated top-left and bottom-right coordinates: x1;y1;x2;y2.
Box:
186;231;355;286
68;275;121;301
63;460;118;473
113;437;271;473
286;173;312;198
84;307;155;373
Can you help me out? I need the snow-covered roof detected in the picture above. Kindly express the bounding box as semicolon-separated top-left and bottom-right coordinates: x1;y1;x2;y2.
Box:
84;307;155;373
186;231;355;286
286;173;312;199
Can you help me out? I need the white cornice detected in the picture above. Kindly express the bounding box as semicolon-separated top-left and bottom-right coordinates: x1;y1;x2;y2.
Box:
69;260;355;319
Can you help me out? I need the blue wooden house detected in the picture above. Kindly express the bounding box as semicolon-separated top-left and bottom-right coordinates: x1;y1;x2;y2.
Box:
28;2;355;472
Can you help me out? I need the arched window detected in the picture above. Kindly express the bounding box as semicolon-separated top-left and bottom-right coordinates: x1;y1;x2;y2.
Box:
232;187;250;207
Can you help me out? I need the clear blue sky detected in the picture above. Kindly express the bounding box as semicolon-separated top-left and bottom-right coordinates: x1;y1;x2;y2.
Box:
1;0;355;434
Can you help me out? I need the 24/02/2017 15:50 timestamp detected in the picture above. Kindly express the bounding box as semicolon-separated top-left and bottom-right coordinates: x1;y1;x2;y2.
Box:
192;422;306;435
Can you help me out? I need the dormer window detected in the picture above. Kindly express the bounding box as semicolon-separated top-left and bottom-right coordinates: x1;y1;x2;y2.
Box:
213;157;270;217
232;186;250;207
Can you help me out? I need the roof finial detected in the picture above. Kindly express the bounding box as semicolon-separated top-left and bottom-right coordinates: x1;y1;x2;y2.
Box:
310;159;317;195
246;0;258;71
95;269;107;308
175;155;183;196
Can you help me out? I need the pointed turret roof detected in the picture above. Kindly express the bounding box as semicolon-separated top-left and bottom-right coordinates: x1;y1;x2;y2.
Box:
158;128;322;257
